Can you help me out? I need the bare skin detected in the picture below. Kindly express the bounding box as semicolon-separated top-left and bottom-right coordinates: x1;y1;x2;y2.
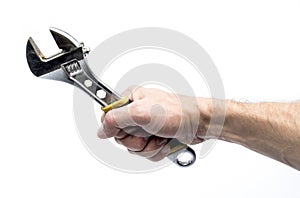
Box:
98;87;300;170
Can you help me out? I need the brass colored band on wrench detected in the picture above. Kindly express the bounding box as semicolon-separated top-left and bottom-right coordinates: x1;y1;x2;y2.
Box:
101;97;130;113
169;144;187;155
167;139;187;155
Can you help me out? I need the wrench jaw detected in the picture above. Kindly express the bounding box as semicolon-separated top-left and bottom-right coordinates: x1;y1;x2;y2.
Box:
26;28;86;84
49;27;81;51
26;37;50;77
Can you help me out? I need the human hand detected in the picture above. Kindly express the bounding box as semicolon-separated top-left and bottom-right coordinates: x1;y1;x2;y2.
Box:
98;86;209;161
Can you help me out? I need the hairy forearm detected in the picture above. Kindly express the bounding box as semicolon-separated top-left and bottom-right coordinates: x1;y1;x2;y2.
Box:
201;99;300;170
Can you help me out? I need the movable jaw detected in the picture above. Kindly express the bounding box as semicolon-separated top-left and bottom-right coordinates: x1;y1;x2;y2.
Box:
49;27;81;51
26;27;86;83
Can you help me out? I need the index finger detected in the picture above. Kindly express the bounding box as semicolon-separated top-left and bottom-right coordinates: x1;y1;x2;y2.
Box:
97;103;139;138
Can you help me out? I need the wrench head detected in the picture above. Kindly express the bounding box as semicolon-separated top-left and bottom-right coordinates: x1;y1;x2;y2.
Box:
26;28;84;82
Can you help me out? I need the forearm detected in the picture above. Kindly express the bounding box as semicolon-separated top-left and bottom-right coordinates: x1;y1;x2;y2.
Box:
201;99;300;170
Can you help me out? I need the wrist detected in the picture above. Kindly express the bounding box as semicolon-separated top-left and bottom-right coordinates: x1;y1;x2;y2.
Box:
196;98;247;144
196;97;227;140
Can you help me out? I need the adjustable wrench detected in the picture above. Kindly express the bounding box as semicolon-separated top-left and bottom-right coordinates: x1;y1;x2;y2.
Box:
26;28;196;167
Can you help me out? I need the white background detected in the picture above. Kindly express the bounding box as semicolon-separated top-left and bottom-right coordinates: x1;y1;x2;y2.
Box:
1;0;300;197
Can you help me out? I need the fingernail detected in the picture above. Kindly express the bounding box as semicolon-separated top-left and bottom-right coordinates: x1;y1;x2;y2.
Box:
156;138;167;146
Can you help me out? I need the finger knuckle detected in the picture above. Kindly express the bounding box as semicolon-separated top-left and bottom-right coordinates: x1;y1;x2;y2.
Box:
129;101;150;125
104;111;115;127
